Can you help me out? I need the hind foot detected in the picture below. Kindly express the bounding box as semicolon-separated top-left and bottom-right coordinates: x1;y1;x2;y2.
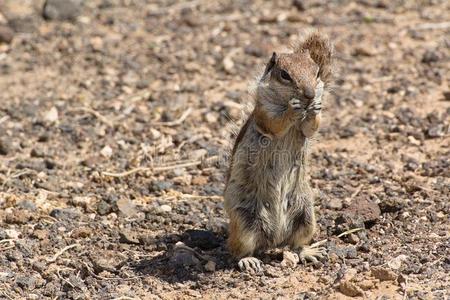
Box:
238;257;263;273
298;240;327;264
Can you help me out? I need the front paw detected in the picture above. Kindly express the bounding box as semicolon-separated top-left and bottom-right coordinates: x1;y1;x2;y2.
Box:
307;100;321;116
289;98;307;119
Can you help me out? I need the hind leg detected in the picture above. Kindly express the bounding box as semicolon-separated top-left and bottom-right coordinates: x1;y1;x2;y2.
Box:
228;211;263;273
289;205;326;264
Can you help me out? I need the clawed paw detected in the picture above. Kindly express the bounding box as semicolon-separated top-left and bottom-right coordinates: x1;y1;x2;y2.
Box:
238;257;263;273
289;98;307;119
298;243;328;265
289;98;307;110
307;101;322;115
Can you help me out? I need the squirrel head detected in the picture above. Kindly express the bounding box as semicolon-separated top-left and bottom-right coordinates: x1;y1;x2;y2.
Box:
258;32;333;105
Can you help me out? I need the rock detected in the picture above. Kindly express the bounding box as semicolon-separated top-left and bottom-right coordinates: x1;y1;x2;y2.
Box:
223;55;234;74
50;208;81;220
89;36;103;52
345;198;381;227
281;251;300;267
16;275;36;290
421;50;440;63
17;200;36;211
359;279;376;291
119;230;140;244
190;149;208;160
0;272;13;281
5;229;20;239
191;175;208;185
371;266;397;281
347;233;360;245
345;246;358;259
149;128;162;140
328;243;358;259
100;145;113;158
5;210;31;224
90;250;126;273
158;204;172;213
204;260;216;272
0;138;12;155
342;268;358;281
183;229;220;250
136;79;149;89
387;86;400;94
379;198;403;213
32;229;48;240
43;0;81;21
292;0;306;11
117;198;137;217
149;181;173;192
71;227;92;238
7;15;39;33
244;45;265;57
0;25;14;44
443;91;450;101
387;254;408;270
339;280;363;297
353;46;376;57
97;200;113;215
427;125;445;138
170;242;202;268
30;148;46;158
72;196;94;209
44;159;57;169
204;112;218;123
43;106;59;123
326;198;343;210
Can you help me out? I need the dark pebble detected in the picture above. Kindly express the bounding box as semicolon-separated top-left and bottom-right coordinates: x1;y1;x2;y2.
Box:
43;0;81;21
16;275;36;290
292;0;306;11
421;50;440;63
0;25;14;44
97;200;113;215
119;230;140;244
149;181;173;192
427;125;445;138
30;148;46;158
17;200;37;211
0;138;12;155
50;208;81;220
443;91;450;101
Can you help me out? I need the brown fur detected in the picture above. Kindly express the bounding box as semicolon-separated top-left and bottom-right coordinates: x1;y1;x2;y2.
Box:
224;32;333;265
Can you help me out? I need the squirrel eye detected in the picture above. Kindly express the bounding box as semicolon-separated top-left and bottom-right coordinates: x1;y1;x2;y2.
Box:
280;70;292;81
316;70;320;79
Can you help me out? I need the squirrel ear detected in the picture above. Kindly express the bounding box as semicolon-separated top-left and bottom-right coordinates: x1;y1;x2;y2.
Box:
262;52;277;80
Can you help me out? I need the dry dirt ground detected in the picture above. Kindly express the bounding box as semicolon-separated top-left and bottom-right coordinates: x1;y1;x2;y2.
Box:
0;0;449;299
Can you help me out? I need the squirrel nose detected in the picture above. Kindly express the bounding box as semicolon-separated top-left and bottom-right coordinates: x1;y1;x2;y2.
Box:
303;87;315;101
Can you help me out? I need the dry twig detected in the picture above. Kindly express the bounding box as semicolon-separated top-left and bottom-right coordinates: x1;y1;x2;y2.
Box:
82;262;141;281
102;155;218;177
337;228;365;238
67;107;114;127
413;21;450;30
347;185;363;202
153;107;192;127
47;244;80;263
57;268;75;288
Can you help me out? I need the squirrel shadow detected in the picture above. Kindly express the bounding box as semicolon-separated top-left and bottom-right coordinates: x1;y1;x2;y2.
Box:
131;229;235;283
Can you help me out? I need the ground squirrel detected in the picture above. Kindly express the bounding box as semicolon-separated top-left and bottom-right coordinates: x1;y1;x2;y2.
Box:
224;32;333;272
